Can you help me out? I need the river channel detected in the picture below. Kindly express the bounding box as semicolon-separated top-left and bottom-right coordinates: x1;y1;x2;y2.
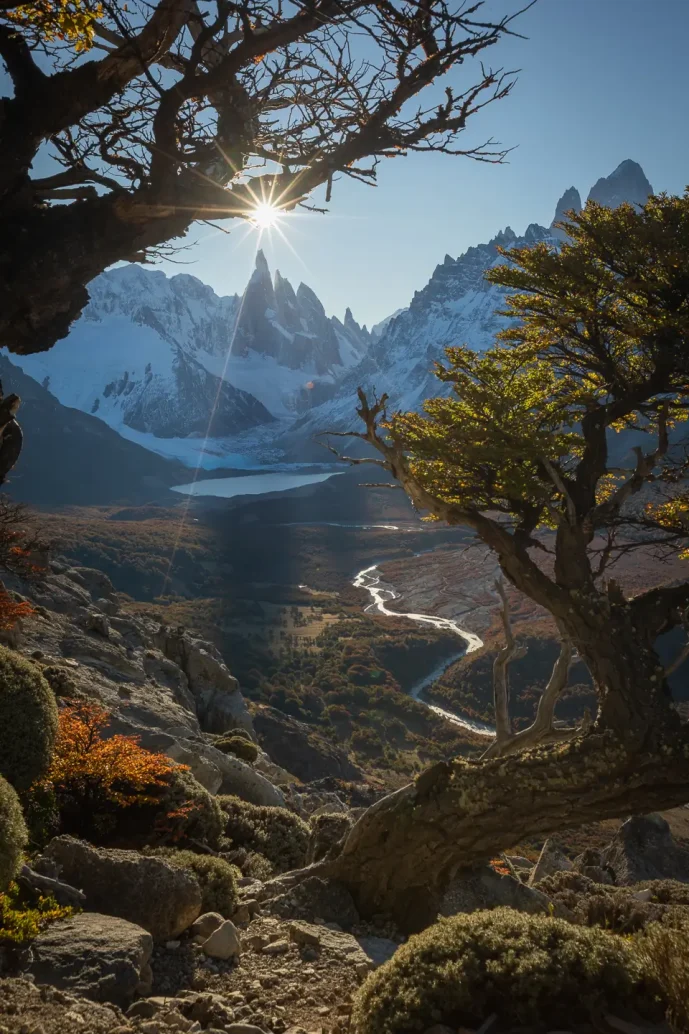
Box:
353;564;494;737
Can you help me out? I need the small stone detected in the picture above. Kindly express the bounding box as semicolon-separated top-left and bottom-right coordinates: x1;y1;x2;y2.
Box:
316;1006;331;1016
243;933;267;951
632;887;654;902
191;912;224;942
289;921;321;947
202;919;242;959
166;940;181;950
262;938;289;955
225;1025;270;1034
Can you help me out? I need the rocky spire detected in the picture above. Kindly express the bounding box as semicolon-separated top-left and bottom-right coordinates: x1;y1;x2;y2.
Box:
587;160;653;210
550;186;582;240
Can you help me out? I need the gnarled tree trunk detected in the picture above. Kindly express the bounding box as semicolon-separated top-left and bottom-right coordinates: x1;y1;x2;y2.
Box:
323;723;689;931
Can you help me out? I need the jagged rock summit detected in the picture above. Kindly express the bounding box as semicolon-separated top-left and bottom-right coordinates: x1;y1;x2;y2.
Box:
550;186;582;239
10;251;371;443
587;158;653;210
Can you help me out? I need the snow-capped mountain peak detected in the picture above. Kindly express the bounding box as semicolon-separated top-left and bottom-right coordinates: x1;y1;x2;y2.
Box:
9;251;371;443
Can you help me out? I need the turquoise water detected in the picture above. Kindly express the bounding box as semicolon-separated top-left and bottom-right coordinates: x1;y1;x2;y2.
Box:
172;470;343;498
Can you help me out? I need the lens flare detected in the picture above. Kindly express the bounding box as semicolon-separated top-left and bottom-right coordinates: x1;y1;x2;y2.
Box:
251;202;281;230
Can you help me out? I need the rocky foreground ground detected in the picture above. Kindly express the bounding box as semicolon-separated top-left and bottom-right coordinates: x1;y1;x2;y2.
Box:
1;559;689;1033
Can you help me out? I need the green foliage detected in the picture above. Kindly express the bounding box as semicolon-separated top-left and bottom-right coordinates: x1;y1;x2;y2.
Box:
0;646;58;792
0;775;27;892
0;881;74;946
2;1;102;51
219;795;310;873
215;735;259;764
152;768;225;850
635;920;689;1032
384;191;689;543
148;849;239;918
351;908;663;1034
539;872;689;934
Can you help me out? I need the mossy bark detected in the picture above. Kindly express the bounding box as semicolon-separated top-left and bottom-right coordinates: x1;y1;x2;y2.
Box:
325;727;689;931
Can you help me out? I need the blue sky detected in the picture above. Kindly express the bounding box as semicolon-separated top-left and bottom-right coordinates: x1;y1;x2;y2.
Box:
153;0;689;328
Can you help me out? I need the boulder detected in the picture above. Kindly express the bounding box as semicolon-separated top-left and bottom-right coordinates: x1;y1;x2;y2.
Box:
441;864;556;918
287;921;382;971
601;814;689;885
43;837;202;940
528;838;574;886
27;912;152;1006
261;876;359;929
253;707;363;783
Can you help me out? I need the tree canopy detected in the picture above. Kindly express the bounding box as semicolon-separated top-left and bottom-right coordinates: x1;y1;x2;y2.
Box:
0;0;529;357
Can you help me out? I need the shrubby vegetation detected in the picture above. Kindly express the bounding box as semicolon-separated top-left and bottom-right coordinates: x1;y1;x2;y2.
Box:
0;882;73;947
152;767;225;851
219;795;310;875
147;848;239;918
0;775;27;892
636;920;689;1032
351;908;664;1034
25;702;223;850
0;646;58;792
214;735;259;764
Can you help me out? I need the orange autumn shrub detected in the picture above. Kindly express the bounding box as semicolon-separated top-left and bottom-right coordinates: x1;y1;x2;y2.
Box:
0;590;33;630
41;701;185;842
49;702;178;806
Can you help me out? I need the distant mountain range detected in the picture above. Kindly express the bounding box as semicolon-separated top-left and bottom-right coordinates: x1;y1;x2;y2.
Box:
5;158;654;480
11;253;371;443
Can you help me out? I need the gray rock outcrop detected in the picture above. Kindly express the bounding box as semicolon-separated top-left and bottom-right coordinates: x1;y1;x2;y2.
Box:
43;837;202;940
441;863;556;918
601;814;689;885
27;912;153;1006
528;838;574;886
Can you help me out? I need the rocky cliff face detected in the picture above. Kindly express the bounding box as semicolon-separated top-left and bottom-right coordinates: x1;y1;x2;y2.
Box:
5;559;285;806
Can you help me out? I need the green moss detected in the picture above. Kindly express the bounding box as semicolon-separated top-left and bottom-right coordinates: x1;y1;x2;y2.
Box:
215;735;259;764
149;848;239;917
0;775;27;891
0;881;74;945
0;646;58;792
218;795;310;873
351;908;663;1034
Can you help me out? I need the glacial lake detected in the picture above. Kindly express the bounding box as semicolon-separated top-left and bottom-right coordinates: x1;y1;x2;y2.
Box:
172;470;343;498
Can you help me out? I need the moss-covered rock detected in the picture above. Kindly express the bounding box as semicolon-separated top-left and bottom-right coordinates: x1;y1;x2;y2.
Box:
218;795;309;873
351;908;663;1034
214;736;259;764
0;647;58;792
148;849;239;918
0;775;27;891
